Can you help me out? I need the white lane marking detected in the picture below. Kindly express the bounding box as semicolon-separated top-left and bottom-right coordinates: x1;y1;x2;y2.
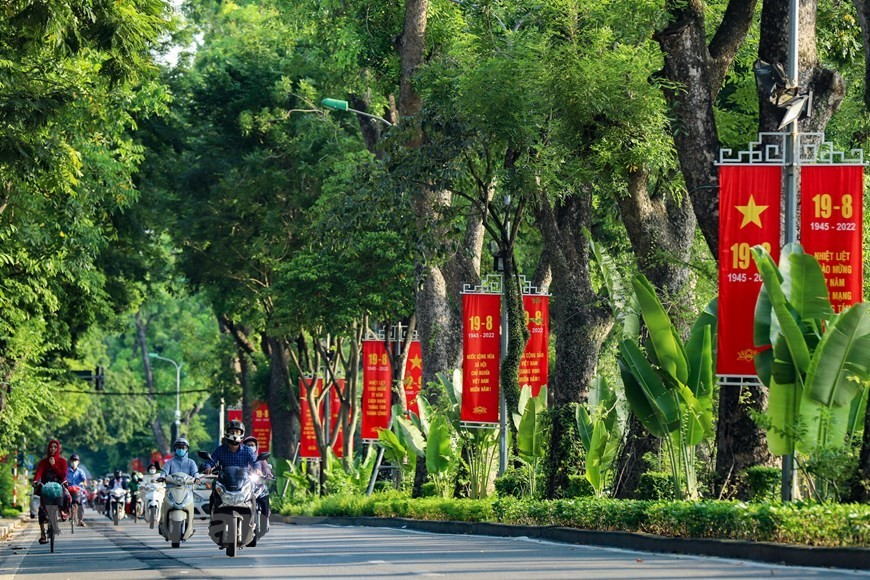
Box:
0;523;38;580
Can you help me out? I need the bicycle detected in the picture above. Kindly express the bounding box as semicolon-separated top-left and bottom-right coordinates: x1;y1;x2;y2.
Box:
39;482;64;553
68;485;83;534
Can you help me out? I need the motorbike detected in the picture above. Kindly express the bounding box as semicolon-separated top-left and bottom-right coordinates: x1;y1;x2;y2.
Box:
108;486;129;525
129;489;144;523
250;471;272;543
141;480;166;530
157;473;197;548
198;450;270;557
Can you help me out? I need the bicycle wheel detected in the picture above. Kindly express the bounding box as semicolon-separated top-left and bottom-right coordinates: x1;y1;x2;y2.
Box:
47;507;57;553
70;504;76;534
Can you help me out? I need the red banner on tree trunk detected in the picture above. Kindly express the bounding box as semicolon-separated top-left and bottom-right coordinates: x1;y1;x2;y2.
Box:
461;293;500;423
404;341;423;416
361;340;391;440
718;165;782;376
801;165;864;312
298;378;321;459
519;295;549;397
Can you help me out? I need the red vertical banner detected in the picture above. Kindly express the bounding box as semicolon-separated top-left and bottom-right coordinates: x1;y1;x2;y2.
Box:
330;380;345;458
801;165;864;311
227;408;242;423
361;340;392;440
298;378;321;459
461;293;501;423
519;295;549;397
404;340;423;416
718;165;782;375
251;402;271;453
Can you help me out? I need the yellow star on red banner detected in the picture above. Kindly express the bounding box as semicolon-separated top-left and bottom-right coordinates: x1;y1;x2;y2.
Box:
409;354;422;370
735;195;769;229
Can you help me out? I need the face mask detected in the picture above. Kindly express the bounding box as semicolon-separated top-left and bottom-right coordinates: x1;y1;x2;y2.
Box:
175;448;187;458
148;469;156;474
71;462;79;469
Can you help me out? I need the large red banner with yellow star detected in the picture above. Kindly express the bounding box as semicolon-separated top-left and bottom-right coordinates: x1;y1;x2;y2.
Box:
800;165;864;312
519;295;549;397
718;165;781;376
298;378;343;458
461;293;501;423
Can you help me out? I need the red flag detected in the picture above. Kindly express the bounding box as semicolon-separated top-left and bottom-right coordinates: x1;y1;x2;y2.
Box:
361;340;392;440
331;380;345;458
227;408;242;423
801;165;864;312
404;341;423;415
519;295;549;397
298;378;321;459
461;293;500;423
718;165;782;375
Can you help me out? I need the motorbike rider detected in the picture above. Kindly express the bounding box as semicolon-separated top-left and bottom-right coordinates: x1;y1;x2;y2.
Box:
66;454;87;526
159;437;200;534
143;463;162;484
128;472;142;516
201;420;258;513
243;436;272;517
32;439;71;544
107;470;129;518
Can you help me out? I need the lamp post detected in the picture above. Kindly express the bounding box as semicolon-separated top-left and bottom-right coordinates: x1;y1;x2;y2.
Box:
321;98;394;127
148;353;183;444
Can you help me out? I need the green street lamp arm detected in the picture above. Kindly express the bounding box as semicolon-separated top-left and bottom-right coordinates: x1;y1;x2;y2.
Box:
321;98;393;127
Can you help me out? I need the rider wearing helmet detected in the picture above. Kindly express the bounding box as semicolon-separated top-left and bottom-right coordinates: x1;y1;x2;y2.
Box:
201;421;258;513
158;438;200;535
243;436;272;517
66;454;87;527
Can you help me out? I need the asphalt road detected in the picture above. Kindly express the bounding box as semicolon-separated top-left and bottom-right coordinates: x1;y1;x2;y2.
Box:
0;511;867;579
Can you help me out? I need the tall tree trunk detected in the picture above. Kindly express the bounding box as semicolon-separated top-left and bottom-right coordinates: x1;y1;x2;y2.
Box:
135;310;170;456
536;192;613;497
264;335;298;461
613;168;698;497
656;0;768;495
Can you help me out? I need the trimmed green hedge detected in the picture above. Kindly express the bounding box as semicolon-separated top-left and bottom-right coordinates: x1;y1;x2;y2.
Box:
281;493;870;548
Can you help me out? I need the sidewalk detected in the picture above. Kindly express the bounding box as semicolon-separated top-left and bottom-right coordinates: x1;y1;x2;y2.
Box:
0;515;27;540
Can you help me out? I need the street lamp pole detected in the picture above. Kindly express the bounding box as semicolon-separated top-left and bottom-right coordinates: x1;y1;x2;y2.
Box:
148;353;183;444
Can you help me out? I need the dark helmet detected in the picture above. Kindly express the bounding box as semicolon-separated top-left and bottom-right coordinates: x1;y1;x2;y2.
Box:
70;453;80;461
173;437;189;450
113;470;121;479
224;420;245;444
242;436;258;448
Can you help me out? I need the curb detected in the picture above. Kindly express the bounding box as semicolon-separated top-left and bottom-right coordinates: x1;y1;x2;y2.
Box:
0;515;27;540
282;515;870;571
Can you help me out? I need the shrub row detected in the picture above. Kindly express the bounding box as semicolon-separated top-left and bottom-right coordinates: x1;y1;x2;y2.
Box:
281;493;870;548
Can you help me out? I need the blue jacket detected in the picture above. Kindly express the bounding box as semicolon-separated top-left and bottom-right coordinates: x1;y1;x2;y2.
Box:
161;455;199;478
66;467;87;486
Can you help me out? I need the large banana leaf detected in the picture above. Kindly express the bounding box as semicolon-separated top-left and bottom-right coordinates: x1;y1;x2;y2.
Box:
587;229;640;340
779;246;833;324
414;395;432;437
799;304;870;451
576;405;594;452
751;246;811;372
804;303;870;407
686;321;714;401
425;416;453;475
377;427;408;467
517;399;546;462
632;276;689;384
618;340;680;437
396;411;426;458
771;333;798;386
765;375;800;456
585;419;610;495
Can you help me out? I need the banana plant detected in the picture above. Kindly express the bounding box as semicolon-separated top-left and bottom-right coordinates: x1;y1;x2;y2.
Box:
576;376;623;497
511;385;548;496
394;399;457;496
751;244;870;484
617;275;717;499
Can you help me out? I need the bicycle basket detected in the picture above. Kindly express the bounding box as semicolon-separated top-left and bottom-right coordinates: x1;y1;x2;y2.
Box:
41;482;64;504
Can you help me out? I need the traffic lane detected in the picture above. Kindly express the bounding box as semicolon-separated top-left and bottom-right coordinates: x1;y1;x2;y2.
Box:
128;521;870;579
0;519;163;580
